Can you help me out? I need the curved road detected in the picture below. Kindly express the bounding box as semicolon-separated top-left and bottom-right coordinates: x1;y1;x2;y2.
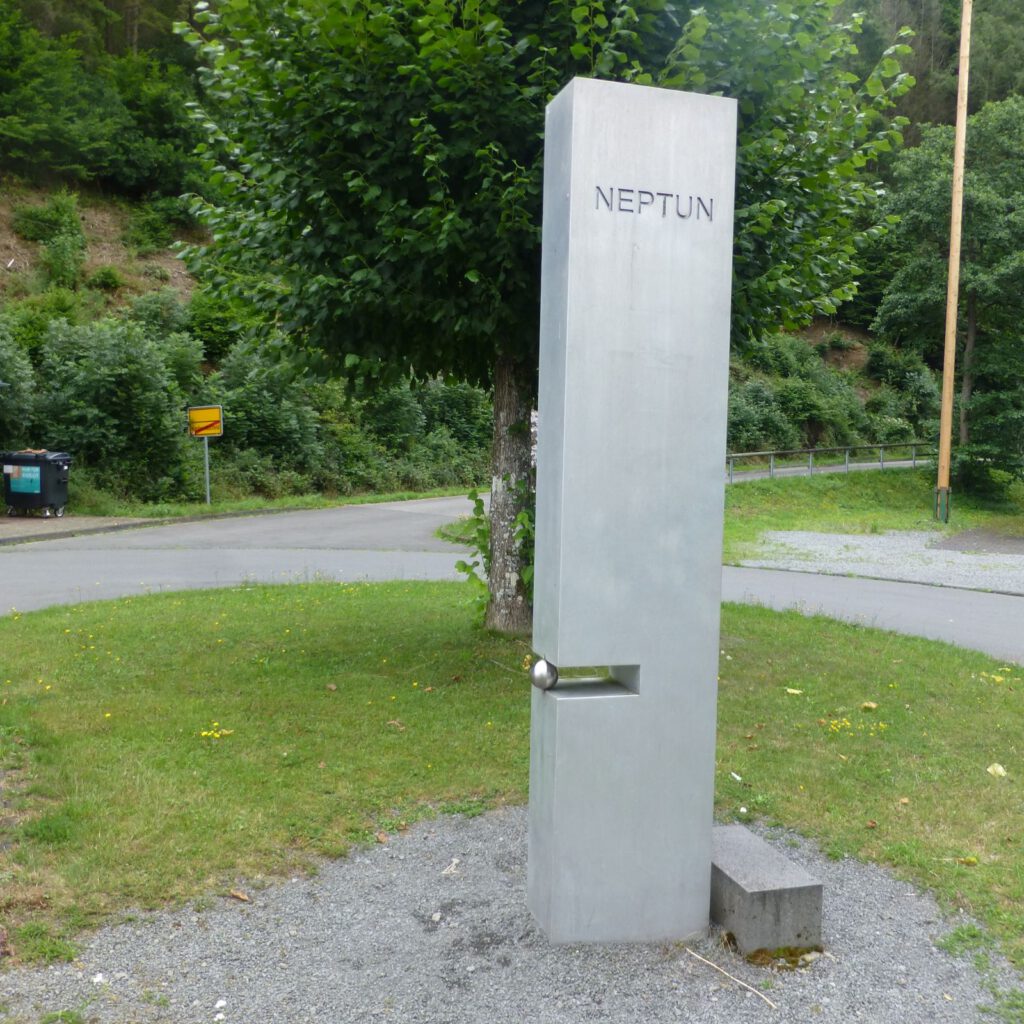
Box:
2;495;1022;664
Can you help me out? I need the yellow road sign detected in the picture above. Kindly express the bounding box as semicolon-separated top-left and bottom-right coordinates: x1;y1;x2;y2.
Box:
188;405;224;438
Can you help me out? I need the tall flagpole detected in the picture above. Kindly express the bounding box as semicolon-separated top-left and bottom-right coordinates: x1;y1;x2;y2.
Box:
935;0;974;522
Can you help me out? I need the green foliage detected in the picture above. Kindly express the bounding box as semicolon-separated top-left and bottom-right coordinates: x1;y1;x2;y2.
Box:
187;285;254;363
123;195;197;254
41;230;86;289
866;342;940;422
214;342;323;468
10;189;88;288
845;0;1024;127
0;280;491;503
875;96;1024;481
838;0;956;129
454;489;492;610
205;357;491;499
661;4;914;341
11;189;83;243
99;54;204;195
35;318;189;500
726;333;929;452
2;288;91;360
86;265;127;292
180;0;914;628
970;0;1024;110
16;0;192;59
123;290;204;391
0;8;200;194
420;378;496;450
728;379;803;453
125;287;190;338
182;0;913;370
0;319;37;448
363;381;426;451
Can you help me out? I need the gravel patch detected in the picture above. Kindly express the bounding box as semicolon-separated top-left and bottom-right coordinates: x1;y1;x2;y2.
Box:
1;807;1019;1024
743;530;1024;596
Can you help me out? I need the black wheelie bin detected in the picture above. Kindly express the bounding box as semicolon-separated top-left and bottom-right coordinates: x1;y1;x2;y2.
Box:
2;450;73;517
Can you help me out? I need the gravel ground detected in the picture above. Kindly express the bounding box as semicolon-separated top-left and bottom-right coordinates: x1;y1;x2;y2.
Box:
1;807;1019;1024
742;530;1024;596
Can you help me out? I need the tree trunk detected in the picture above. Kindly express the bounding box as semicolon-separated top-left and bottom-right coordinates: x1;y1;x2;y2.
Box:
485;355;533;634
959;289;977;445
126;1;140;53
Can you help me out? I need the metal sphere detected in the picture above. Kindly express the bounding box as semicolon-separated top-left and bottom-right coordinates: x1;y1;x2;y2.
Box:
530;658;559;690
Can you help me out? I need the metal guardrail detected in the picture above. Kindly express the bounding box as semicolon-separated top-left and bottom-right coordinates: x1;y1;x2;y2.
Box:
726;442;936;483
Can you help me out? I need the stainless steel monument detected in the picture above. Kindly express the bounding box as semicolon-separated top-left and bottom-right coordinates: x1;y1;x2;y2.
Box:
528;77;737;943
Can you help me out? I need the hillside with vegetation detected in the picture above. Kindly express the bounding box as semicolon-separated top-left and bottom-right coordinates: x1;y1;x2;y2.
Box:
0;0;1021;521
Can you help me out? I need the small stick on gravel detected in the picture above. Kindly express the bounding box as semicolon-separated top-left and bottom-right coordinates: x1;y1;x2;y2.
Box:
684;948;778;1010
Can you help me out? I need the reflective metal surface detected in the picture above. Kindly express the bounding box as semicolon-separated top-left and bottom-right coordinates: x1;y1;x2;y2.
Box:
529;659;559;691
528;77;737;943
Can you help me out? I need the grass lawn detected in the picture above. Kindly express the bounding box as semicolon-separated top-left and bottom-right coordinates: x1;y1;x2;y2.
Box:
0;581;1022;976
723;468;1024;562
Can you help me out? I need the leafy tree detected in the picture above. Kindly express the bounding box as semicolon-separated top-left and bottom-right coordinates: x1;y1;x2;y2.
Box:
838;0;957;127
968;0;1024;110
17;0;197;58
0;8;200;192
838;0;1024;129
182;0;911;631
874;96;1024;482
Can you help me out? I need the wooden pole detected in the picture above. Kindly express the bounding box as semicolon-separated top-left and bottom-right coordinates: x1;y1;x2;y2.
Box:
935;0;974;522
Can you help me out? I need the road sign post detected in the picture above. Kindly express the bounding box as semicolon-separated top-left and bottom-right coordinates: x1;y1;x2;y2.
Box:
187;406;223;505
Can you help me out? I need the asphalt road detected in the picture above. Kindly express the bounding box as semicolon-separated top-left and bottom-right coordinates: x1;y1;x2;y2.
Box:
2;494;1022;664
0;497;471;613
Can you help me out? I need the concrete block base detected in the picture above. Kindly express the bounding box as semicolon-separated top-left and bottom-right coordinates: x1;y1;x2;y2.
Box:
710;825;823;955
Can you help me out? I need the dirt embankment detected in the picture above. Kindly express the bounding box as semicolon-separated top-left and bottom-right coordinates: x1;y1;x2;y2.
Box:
0;184;197;304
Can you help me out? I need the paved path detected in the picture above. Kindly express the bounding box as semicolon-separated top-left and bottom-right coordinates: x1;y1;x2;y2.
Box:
0;498;470;613
722;566;1024;664
2;494;1022;664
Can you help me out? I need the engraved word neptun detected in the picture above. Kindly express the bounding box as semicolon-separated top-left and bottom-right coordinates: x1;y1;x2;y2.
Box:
595;186;714;221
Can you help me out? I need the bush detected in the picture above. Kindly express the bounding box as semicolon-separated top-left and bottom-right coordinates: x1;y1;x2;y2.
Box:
41;230;86;288
212;449;313;499
86;265;126;291
35;318;188;500
743;333;819;379
419;378;492;448
141;264;171;282
0;320;37;448
187;286;256;363
215;343;323;468
125;288;190;338
98;55;204;196
11;191;88;290
362;380;426;450
727;380;802;453
123;196;196;255
159;332;204;393
11;190;83;243
3;288;93;360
